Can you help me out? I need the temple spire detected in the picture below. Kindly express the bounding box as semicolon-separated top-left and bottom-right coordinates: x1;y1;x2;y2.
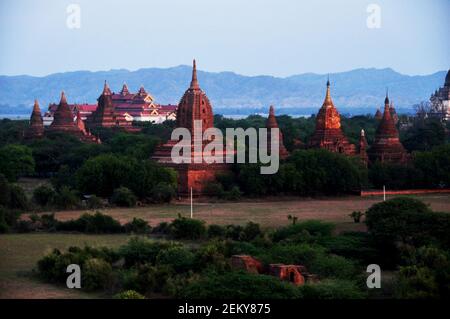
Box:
323;77;333;107
384;88;389;106
190;59;199;89
60;91;67;104
33;99;40;112
103;81;111;95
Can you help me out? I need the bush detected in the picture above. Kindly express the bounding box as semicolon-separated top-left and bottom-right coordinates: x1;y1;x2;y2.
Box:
83;258;113;291
204;182;224;197
180;271;301;299
33;185;56;207
151;183;175;203
309;254;357;280
241;222;262;241
0;174;11;207
119;237;176;267
222;186;242;201
156;246;196;273
114;290;145;299
365;197;449;248
57;212;123;234
111;187;137;207
208;224;226;238
53;186;80;209
0;208;9;233
272;220;335;243
134;264;173;294
9;184;29;210
86;195;104;209
349;211;364;223
170;216;206;240
396;246;450;299
124;218;151;234
298;280;366;299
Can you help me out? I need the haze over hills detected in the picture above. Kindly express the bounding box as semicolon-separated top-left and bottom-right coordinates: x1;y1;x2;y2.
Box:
0;66;446;116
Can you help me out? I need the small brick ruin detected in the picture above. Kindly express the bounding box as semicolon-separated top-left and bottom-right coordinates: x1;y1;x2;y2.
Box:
231;255;316;286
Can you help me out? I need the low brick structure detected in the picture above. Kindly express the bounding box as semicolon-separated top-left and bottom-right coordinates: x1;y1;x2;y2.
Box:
269;264;305;286
231;255;311;286
231;255;263;274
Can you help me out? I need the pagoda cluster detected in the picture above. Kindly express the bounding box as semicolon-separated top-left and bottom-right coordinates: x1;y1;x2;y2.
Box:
25;93;100;143
300;79;408;165
26;60;411;195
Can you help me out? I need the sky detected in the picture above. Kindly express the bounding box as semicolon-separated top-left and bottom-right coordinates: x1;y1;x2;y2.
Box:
0;0;449;77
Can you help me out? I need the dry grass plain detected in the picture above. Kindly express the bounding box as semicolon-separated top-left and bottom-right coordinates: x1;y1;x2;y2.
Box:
39;194;450;232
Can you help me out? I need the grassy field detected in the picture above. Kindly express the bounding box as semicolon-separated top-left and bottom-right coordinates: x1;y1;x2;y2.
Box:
0;234;132;299
2;193;450;299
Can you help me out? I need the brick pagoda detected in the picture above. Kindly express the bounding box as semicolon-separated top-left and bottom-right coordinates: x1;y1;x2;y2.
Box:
152;60;231;196
308;79;356;155
368;94;408;164
25;100;44;139
86;81;132;130
266;105;289;160
358;129;369;166
47;92;100;143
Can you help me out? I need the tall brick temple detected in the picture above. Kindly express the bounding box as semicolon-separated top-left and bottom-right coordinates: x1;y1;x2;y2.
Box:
152;60;232;196
86;81;132;130
25;100;44;139
308;79;356;155
266;105;289;160
368;93;408;164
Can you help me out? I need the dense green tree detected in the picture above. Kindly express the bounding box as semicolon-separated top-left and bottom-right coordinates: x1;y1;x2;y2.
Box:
0;144;35;181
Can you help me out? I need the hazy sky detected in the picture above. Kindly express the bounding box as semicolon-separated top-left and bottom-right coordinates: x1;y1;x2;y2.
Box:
0;0;448;77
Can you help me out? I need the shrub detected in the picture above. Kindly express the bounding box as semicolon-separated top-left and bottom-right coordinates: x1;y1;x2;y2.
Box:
170;216;206;240
9;184;29;210
114;290;145;299
222;186;242;200
124;218;151;234
156;246;196;273
151;183;175;203
57;212;123;234
86;195;104;209
53;186;79;209
225;224;244;241
396;246;450;299
151;221;171;235
272;220;335;242
241;222;262;241
298;280;366;299
208;224;226;238
83;258;113;291
134;264;173;294
119;237;176;267
365;197;449;248
111;187;137;207
309;254;358;280
33;185;56;207
349;211;364;223
0;174;11;207
204;182;224;197
0;208;9;233
180;271;301;299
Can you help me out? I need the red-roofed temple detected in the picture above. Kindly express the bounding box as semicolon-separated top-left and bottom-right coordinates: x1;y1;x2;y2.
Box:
152;60;232;196
308;79;357;155
368;94;408;164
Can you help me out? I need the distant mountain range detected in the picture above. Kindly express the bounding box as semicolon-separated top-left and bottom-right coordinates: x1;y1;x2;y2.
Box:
0;66;447;116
